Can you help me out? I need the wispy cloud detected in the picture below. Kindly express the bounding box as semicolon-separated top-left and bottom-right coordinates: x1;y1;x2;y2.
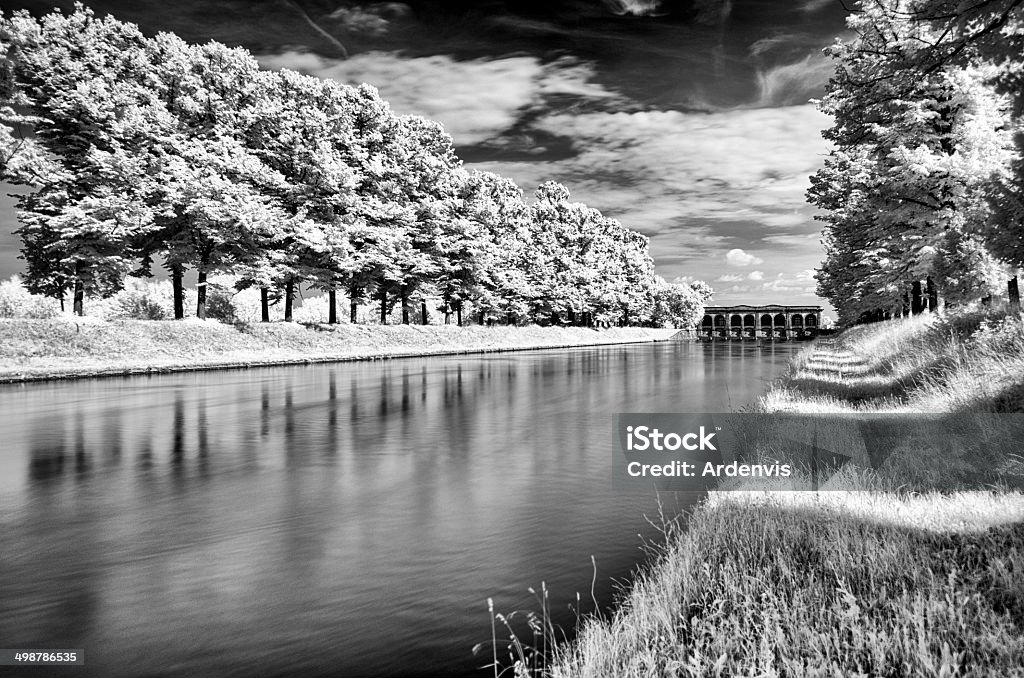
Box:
257;51;616;146
755;54;835;107
800;0;836;13
472;102;831;306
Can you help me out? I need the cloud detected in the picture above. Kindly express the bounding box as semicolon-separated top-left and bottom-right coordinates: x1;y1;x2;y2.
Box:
761;233;822;248
755;54;835;107
716;273;745;282
259;51;537;145
257;51;617;146
800;0;835;13
726;249;764;267
602;0;666;17
747;270;764;280
472;103;831;307
759;269;818;295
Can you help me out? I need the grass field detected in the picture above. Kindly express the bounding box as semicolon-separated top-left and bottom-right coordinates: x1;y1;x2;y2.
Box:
0;317;679;382
548;305;1024;678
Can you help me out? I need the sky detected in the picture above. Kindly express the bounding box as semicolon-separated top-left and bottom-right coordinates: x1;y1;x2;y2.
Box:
0;0;853;312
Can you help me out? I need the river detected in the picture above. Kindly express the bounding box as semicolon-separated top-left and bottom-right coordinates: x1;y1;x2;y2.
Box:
0;340;798;677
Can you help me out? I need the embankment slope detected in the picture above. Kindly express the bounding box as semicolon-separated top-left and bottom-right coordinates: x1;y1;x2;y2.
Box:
552;307;1024;678
0;319;679;383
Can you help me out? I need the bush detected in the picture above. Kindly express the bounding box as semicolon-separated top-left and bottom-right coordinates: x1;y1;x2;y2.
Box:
293;293;332;324
105;279;174;320
0;276;62;319
205;277;238;322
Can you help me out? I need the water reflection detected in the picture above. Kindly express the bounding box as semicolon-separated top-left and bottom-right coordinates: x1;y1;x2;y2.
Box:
0;341;798;677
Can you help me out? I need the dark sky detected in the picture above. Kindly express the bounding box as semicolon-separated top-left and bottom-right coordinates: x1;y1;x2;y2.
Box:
0;0;852;310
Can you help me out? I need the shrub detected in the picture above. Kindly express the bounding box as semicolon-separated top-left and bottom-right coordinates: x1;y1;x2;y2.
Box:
205;277;238;322
104;279;174;320
0;275;62;319
293;293;332;324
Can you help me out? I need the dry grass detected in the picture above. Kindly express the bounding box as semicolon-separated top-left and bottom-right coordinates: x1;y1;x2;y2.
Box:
0;318;679;382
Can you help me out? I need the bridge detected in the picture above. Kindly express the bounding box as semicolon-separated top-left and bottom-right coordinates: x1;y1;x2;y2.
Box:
698;305;823;341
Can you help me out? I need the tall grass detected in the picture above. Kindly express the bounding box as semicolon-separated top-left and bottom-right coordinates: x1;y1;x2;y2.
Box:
550;491;1024;678
762;304;1024;413
546;305;1024;678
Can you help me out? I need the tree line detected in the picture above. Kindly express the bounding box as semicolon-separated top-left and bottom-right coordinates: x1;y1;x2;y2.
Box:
0;6;710;328
810;0;1024;326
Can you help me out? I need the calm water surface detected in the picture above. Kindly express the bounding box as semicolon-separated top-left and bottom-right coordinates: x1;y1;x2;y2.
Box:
0;340;798;677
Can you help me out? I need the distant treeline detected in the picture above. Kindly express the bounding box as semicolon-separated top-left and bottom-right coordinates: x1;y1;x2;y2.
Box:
810;0;1024;326
0;7;710;327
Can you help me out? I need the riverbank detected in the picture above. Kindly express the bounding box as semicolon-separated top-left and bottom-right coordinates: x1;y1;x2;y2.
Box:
552;306;1024;677
0;318;679;383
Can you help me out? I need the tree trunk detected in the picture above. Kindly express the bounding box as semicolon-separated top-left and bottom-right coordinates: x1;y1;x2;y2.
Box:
911;280;924;315
567;308;576;326
328;289;338;324
379;288;388;324
260;287;270;322
196;269;207;319
443;300;451;325
350;296;358;324
456;302;463;326
1009;276;1020;310
926;276;938;312
401;286;410;325
284;278;294;321
421;301;429;325
171;264;184;320
73;279;84;317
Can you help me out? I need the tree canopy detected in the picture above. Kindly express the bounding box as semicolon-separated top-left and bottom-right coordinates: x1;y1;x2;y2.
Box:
810;0;1023;325
0;4;709;328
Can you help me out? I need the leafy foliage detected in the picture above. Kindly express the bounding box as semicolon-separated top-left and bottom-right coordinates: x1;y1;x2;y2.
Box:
810;0;1023;325
0;5;709;327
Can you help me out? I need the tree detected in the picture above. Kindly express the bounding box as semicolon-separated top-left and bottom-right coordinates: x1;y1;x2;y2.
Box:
0;5;699;328
650;277;711;329
1;7;159;313
809;0;1014;322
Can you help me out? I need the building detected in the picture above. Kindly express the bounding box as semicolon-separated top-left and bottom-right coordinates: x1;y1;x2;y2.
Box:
698;305;823;341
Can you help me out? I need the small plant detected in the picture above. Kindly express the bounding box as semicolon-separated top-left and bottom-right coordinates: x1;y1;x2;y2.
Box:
479;584;561;678
478;553;621;678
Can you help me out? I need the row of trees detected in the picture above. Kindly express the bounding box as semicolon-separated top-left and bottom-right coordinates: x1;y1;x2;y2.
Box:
810;0;1024;326
0;6;710;328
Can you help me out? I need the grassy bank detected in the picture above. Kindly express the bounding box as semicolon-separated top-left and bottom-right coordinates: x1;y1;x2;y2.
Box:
551;306;1024;678
0;318;679;383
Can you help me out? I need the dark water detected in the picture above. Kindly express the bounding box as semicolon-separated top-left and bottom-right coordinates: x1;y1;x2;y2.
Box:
0;341;797;677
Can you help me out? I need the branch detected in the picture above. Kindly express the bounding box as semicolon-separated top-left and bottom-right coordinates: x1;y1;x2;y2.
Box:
922;0;1024;74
